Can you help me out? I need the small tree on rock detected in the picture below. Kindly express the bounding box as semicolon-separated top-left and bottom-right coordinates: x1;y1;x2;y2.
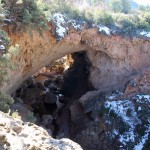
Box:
110;0;123;13
121;0;131;14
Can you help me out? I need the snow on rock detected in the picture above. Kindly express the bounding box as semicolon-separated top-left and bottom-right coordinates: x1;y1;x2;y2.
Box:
51;13;113;39
106;91;123;100
52;13;68;39
67;20;87;30
51;13;88;39
98;26;111;36
140;31;150;38
105;100;139;146
0;45;5;50
135;95;150;103
105;100;140;128
104;94;150;149
134;127;150;150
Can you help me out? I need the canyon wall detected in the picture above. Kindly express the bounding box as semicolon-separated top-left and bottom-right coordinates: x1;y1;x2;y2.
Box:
1;28;150;94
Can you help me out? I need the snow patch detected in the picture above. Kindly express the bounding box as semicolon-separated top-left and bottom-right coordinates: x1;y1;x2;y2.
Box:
119;130;135;145
134;127;150;150
106;91;123;100
113;129;119;135
98;26;111;35
68;20;82;30
105;100;141;146
140;31;150;38
104;93;150;148
135;95;150;103
0;45;5;50
105;100;140;128
52;13;68;39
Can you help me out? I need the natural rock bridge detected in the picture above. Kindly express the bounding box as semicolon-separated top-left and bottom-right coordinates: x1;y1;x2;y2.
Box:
1;28;150;94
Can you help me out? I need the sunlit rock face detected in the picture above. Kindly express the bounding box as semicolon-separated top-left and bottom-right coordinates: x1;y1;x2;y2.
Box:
1;15;150;94
0;111;83;150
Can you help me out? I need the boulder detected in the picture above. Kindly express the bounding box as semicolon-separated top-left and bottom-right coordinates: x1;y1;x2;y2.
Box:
44;92;57;104
124;68;150;98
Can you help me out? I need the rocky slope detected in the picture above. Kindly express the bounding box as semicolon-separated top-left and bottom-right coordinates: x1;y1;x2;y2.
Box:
68;68;150;150
0;111;83;150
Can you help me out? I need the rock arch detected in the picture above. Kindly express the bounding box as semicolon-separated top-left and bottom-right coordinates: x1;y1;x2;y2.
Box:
1;28;150;94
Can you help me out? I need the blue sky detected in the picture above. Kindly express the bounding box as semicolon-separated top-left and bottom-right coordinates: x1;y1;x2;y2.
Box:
134;0;150;5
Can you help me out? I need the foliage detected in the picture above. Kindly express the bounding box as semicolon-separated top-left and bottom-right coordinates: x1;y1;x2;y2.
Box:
121;0;131;14
0;91;14;113
0;0;149;35
12;111;21;119
110;0;131;13
0;55;10;85
2;0;47;30
38;0;150;34
0;29;10;56
113;13;150;33
0;44;20;86
110;0;123;13
0;30;19;114
11;110;36;123
94;11;115;27
0;0;4;18
24;111;36;123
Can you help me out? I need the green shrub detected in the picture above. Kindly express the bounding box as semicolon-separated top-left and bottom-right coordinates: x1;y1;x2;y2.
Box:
117;16;137;34
12;110;36;123
0;91;14;113
110;0;123;13
0;55;10;85
24;111;36;123
0;40;20;86
0;30;10;53
94;11;114;26
12;111;21;119
2;0;47;30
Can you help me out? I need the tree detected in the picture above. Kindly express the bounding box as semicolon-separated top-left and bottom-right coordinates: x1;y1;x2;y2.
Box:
110;0;123;13
1;0;46;29
121;0;131;14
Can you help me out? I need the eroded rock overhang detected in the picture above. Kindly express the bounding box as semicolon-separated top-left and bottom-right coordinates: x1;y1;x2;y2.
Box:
1;17;150;94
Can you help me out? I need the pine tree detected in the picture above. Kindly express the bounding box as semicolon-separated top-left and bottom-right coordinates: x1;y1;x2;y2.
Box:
121;0;131;14
110;0;123;13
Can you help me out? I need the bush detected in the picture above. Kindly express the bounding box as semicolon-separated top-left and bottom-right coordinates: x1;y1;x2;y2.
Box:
12;110;36;123
115;15;137;34
0;55;10;85
2;0;47;30
94;11;115;27
0;42;20;86
24;111;36;123
0;91;14;113
110;0;123;13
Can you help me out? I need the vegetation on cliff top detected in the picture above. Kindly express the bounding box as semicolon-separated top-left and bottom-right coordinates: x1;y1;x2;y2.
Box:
0;0;149;35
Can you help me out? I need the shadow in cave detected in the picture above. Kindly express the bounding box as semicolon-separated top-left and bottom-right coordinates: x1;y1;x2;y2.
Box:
12;51;93;139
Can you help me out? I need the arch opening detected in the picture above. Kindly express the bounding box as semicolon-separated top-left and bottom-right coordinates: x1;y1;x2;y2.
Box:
11;51;93;139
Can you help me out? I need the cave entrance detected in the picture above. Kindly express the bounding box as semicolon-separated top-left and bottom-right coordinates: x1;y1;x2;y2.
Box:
12;51;92;138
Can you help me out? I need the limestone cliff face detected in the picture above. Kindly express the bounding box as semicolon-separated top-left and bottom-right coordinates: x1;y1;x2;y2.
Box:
1;27;150;94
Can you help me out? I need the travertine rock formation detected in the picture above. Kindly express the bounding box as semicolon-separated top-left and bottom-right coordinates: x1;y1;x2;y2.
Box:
1;25;150;95
0;111;82;150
